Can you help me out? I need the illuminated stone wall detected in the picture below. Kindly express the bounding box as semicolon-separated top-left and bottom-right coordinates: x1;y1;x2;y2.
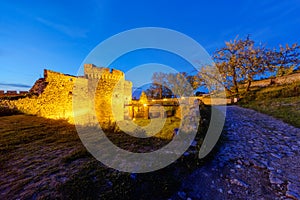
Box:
0;90;28;97
241;72;300;88
3;64;132;125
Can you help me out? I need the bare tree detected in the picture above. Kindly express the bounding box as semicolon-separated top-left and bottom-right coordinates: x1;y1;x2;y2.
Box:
275;43;300;76
166;73;194;97
213;36;246;95
152;72;167;99
208;36;278;94
197;65;231;95
239;37;275;91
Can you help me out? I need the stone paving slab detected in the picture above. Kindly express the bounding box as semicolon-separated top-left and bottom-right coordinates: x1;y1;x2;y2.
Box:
173;106;300;200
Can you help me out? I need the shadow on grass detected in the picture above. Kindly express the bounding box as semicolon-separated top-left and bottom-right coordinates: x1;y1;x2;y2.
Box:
0;104;227;200
0;105;22;116
58;105;227;200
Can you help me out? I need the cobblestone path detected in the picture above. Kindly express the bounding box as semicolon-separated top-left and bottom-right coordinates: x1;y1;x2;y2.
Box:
174;106;300;200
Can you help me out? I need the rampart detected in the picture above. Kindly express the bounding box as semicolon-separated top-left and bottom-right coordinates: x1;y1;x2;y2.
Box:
241;72;300;88
0;90;29;97
3;64;132;126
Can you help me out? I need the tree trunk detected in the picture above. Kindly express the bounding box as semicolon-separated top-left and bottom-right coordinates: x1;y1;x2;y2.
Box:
246;80;252;92
233;77;239;95
232;69;239;95
159;85;162;99
225;87;232;96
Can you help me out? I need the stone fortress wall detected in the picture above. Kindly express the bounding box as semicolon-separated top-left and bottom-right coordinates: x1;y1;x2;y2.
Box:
0;90;28;96
241;72;300;88
3;64;132;125
5;66;297;126
84;64;132;125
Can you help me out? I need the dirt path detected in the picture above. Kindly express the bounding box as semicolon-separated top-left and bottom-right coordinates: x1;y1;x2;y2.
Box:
173;106;300;200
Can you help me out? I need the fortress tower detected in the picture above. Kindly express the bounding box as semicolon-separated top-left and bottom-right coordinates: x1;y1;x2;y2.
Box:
83;64;132;126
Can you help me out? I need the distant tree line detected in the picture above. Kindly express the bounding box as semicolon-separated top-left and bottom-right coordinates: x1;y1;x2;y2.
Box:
145;36;300;99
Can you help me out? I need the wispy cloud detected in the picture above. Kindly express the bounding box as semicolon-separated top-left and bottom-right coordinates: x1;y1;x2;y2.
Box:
252;1;299;26
261;1;295;15
36;17;88;38
203;41;225;53
0;83;31;88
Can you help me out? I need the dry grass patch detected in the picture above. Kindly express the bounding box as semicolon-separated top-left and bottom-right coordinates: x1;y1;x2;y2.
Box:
0;104;214;199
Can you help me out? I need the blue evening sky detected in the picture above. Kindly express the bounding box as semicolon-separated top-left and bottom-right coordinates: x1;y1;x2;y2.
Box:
0;0;300;91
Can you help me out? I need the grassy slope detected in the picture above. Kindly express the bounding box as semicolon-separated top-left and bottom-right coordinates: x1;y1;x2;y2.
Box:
0;105;214;199
238;82;300;128
240;96;300;127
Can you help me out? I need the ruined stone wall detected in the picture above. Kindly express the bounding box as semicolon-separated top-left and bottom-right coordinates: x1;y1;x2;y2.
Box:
241;72;300;88
4;70;78;121
3;64;132;126
274;73;300;85
248;79;272;87
0;90;28;97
